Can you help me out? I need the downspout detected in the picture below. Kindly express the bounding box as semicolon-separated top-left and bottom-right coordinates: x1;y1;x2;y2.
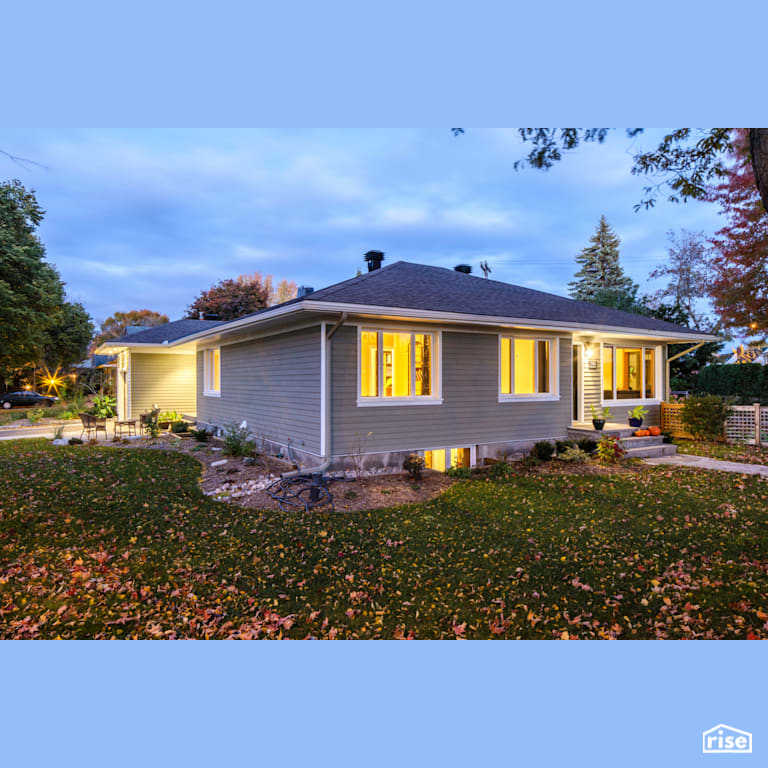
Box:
281;314;347;478
665;342;706;400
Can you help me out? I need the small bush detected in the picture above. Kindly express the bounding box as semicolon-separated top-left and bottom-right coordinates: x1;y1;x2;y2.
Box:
170;421;189;434
576;438;597;454
446;465;472;479
681;394;728;441
532;441;555;462
27;408;46;423
555;440;574;455
189;427;210;443
144;411;160;439
559;446;590;463
402;453;426;481
596;434;625;464
92;394;116;418
222;423;255;457
490;461;512;480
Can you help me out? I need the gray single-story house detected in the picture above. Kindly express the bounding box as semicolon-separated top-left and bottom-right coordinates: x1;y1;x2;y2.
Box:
98;256;717;469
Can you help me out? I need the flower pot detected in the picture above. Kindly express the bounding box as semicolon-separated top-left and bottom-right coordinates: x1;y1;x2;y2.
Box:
592;419;605;431
628;417;643;428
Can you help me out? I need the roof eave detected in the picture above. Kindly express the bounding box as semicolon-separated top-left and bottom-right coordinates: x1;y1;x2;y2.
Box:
148;299;719;346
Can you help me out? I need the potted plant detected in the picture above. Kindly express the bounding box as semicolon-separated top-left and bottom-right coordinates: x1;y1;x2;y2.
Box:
627;404;648;428
590;404;610;431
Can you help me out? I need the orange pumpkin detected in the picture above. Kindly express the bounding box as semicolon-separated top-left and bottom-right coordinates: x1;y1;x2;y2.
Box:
636;429;650;437
649;426;661;436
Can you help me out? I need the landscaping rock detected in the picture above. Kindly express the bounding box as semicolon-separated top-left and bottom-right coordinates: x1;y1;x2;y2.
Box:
51;439;69;446
210;459;228;467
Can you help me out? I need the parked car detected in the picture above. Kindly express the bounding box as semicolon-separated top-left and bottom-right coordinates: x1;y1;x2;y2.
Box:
0;391;59;409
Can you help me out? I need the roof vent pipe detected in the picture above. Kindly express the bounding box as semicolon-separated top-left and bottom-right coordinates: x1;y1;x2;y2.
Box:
297;286;314;298
454;264;472;274
364;250;385;271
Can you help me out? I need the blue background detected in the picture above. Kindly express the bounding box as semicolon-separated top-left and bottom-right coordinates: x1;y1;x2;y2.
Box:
2;0;767;765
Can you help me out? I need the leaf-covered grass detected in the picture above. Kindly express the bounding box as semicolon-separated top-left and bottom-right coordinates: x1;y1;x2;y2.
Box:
676;439;768;466
1;440;767;639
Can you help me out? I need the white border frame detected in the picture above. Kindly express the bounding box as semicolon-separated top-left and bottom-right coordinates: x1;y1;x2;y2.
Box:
572;342;584;422
498;334;560;402
202;347;221;397
600;343;662;407
356;325;443;407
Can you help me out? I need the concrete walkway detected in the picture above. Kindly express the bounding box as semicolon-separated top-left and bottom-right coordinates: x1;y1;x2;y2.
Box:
645;453;768;477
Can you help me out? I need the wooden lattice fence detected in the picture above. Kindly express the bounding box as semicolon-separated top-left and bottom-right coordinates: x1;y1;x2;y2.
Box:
662;402;768;445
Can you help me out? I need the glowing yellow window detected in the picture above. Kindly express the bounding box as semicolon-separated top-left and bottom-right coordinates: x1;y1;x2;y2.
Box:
449;447;471;468
616;347;642;399
382;333;411;397
514;339;536;394
424;449;446;472
500;338;512;394
602;345;614;400
415;334;432;396
360;331;378;397
204;348;221;395
644;348;655;398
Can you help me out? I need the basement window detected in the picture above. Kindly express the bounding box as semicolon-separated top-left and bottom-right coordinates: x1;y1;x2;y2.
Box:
203;348;221;396
358;329;441;405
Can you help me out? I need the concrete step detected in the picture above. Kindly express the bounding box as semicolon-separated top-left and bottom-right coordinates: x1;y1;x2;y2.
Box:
620;435;664;448
567;426;636;440
624;443;677;459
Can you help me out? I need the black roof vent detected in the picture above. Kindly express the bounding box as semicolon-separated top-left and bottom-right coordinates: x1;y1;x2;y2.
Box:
202;312;220;321
297;286;314;298
454;264;472;274
364;250;385;272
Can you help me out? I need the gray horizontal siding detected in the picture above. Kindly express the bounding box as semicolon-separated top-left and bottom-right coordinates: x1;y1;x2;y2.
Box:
196;326;322;454
330;326;572;456
130;353;196;417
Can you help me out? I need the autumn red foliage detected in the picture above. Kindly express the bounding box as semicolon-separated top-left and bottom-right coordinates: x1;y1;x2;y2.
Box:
708;130;768;335
187;277;269;321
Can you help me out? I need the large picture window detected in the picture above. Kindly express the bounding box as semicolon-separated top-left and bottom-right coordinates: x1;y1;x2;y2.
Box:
203;348;221;396
500;337;558;399
602;344;657;402
359;329;439;404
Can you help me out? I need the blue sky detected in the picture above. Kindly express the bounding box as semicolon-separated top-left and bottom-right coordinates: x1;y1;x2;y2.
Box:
1;128;724;325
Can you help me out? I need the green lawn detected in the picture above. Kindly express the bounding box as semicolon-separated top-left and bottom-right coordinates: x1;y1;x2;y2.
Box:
1;440;767;639
675;439;768;466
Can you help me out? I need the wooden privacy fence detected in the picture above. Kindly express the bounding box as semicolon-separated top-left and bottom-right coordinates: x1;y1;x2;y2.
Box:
661;402;768;445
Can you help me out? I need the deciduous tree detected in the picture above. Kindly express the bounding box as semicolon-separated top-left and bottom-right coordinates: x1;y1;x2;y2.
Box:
707;130;768;337
91;309;169;350
187;278;269;321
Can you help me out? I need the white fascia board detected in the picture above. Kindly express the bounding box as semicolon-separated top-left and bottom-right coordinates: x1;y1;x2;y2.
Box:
151;299;719;347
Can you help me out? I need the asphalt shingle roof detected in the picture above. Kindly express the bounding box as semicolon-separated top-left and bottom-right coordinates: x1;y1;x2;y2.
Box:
117;319;225;344
296;261;706;336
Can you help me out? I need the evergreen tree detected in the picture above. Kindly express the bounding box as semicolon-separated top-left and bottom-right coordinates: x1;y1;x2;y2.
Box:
568;216;637;302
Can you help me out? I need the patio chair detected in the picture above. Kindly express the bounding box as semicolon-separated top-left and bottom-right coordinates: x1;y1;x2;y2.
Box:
79;412;108;441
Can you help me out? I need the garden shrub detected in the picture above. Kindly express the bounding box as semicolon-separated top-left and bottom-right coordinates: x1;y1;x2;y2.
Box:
532;441;555;462
189;427;210;443
697;363;766;404
681;394;728;441
596;434;625;464
559;446;590;463
555;440;574;455
402;453;426;481
170;421;189;433
576;437;597;454
92;395;116;418
490;461;512;480
446;465;472;479
222;423;255;457
27;408;46;423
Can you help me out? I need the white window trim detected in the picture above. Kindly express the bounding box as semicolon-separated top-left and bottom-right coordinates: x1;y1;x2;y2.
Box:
600;343;662;406
356;326;443;406
203;347;221;397
498;335;560;402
